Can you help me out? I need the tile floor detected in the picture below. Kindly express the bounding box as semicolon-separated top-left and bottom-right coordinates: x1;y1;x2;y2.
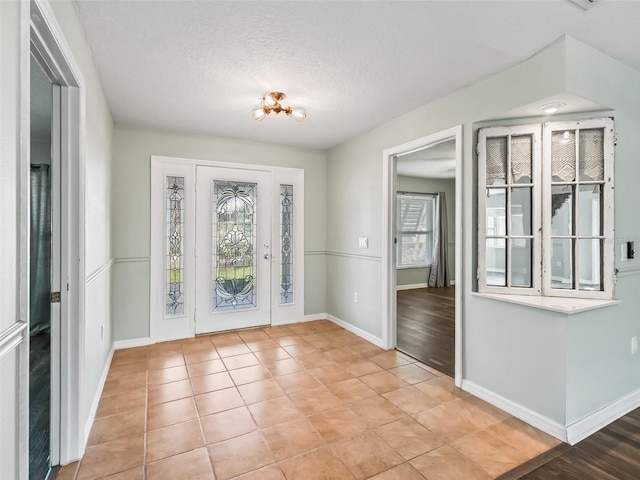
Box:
56;320;560;480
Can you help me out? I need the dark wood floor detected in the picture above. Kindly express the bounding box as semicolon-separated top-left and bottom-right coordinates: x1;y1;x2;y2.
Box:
500;407;640;480
30;332;51;480
396;286;455;377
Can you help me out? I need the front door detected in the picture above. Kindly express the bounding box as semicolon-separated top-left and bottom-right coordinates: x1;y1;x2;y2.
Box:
195;166;273;333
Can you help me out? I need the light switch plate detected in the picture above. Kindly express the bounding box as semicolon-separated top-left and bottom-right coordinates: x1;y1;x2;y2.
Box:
358;237;368;249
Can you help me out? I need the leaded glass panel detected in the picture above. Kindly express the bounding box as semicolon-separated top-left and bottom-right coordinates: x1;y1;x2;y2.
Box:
166;176;184;315
212;181;258;312
280;185;294;304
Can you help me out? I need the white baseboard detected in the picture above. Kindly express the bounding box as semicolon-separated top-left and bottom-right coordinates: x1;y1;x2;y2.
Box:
302;313;328;322
114;337;152;350
84;344;115;446
326;314;384;349
461;380;568;443
396;283;428;291
566;386;640;445
450;280;456;285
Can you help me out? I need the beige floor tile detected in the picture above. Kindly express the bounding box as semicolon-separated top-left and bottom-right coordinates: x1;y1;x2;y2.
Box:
146;419;204;462
248;396;302;427
289;386;341;415
323;346;360;363
369;351;412;369
382;386;441;414
375;417;443;460
342;359;384;377
186;358;226;377
238;378;286;404
360;371;410;394
254;347;292;365
282;342;318;357
308;406;369;443
190;371;235;395
388;364;437;385
326;378;377;402
210;331;242;347
100;467;144;480
413;377;468;404
246;338;280;352
279;446;355;480
229;364;271;385
201;406;257;444
196;387;244;416
451;430;531;477
368;463;425;480
87;408;145;446
275;370;320;394
262;417;324;461
148;354;185;371
222;352;261;370
146;447;213;480
413;398;503;443
183;347;220;365
347;395;406;428
147;396;198;431
147;364;188;385
410;445;491;480
111;347;149;365
486;417;561;457
148;379;193;406
274;335;302;347
331;431;403;479
95;389;146;418
295;352;335;369
217;343;252;358
107;361;148;379
238;329;270;342
76;434;144;480
262;325;296;338
308;363;353;384
234;465;285;480
102;372;146;397
208;431;275;480
264;358;304;376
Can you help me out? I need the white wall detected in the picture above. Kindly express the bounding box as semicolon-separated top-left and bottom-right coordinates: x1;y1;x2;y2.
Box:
326;35;640;430
111;126;327;341
396;176;455;287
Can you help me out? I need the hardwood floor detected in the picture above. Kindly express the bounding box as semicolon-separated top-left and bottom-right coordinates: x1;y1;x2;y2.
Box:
30;332;51;480
500;407;640;480
396;286;455;377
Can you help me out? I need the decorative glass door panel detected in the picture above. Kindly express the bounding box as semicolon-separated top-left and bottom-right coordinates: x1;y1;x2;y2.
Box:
196;167;272;333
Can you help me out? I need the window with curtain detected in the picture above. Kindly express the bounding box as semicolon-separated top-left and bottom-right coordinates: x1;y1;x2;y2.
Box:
477;117;615;299
396;194;436;268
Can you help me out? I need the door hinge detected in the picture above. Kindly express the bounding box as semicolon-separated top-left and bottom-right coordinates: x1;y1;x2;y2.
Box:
50;292;61;303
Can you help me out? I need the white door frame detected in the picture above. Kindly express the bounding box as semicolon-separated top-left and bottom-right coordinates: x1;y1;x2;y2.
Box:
382;125;463;386
150;155;304;343
28;0;86;465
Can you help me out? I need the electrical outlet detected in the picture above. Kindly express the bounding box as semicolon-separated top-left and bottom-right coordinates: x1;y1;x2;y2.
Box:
101;325;104;341
632;336;638;355
354;292;359;303
358;237;368;249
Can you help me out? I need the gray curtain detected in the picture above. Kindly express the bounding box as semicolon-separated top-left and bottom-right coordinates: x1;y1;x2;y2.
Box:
428;192;450;288
30;164;51;336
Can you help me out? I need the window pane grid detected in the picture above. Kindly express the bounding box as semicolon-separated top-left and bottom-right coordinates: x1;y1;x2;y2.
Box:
397;194;435;268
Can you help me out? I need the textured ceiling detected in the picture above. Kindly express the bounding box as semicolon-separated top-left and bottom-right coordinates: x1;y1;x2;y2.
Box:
397;139;456;180
72;0;640;150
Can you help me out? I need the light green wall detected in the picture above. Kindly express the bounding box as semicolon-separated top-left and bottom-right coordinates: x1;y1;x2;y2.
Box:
326;36;640;427
396;176;455;286
48;0;115;438
111;126;327;341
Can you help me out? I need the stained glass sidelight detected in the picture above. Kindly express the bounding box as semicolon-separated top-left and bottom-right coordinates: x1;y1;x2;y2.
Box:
280;185;294;304
212;181;258;311
166;176;185;315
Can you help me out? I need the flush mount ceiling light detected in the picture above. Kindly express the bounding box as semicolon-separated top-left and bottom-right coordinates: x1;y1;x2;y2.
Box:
252;92;306;122
538;102;566;115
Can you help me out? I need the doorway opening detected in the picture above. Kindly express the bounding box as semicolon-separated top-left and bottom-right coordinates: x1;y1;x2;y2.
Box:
382;126;463;384
29;53;55;480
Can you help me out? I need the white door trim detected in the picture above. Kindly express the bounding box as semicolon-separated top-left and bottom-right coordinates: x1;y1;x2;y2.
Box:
381;125;463;386
29;0;86;464
150;155;304;343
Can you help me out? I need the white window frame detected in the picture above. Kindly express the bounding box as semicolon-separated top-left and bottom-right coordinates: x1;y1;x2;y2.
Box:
478;117;615;300
396;193;436;269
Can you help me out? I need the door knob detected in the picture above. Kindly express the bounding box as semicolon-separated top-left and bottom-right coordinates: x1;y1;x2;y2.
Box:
264;253;271;259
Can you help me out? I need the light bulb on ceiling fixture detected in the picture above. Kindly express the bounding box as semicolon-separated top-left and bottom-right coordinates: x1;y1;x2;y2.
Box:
252;91;306;122
538;102;566;115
